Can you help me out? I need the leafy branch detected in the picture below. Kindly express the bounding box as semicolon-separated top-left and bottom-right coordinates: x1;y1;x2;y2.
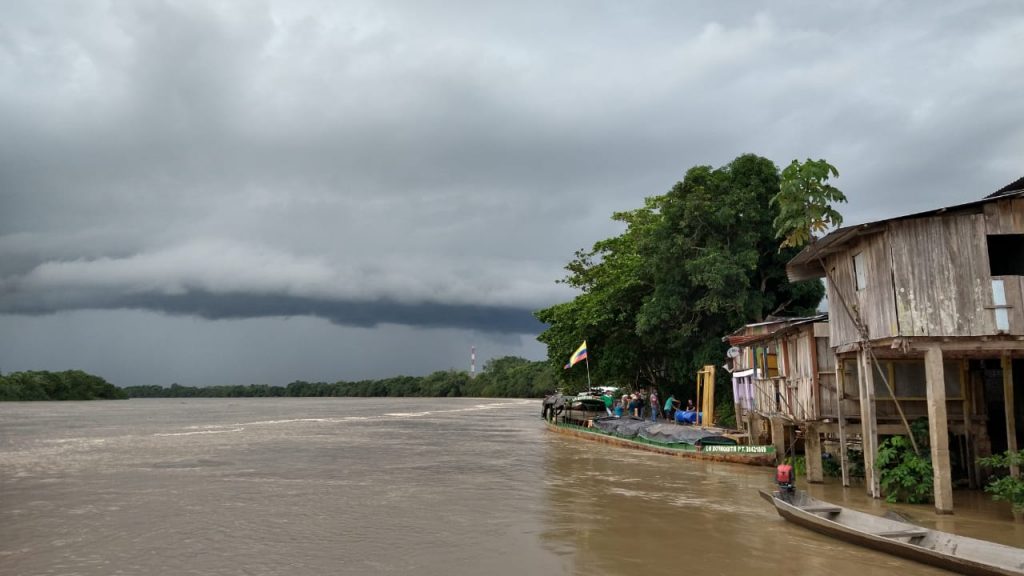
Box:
771;158;847;249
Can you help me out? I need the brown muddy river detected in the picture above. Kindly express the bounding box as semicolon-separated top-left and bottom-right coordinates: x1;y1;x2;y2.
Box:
1;398;1020;575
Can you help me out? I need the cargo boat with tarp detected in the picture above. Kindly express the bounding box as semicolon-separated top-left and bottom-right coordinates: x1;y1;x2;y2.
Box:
541;393;775;466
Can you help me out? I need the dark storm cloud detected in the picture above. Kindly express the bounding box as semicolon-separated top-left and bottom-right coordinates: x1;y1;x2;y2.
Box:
0;289;542;334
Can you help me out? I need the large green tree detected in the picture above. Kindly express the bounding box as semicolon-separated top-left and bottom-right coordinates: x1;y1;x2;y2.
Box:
537;154;825;401
536;196;662;393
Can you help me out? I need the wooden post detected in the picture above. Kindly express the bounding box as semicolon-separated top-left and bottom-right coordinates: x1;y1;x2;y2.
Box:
805;422;824;483
1003;355;1020;478
858;348;880;499
747;406;758;446
925;345;954;514
837;359;850;487
770;416;786;465
962;367;976;489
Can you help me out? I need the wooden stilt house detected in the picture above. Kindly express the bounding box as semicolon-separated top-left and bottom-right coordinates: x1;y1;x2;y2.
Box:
785;179;1024;513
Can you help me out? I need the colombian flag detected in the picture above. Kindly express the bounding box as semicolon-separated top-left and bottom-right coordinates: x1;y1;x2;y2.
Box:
567;341;588;367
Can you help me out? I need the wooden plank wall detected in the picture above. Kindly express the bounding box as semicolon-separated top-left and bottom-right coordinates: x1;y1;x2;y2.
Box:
797;334;814;420
985;198;1024;333
856;232;899;340
825;252;862;347
816;332;837;419
822;199;1024;345
889;214;994;336
993;275;1024;333
984;198;1024;234
824;232;897;347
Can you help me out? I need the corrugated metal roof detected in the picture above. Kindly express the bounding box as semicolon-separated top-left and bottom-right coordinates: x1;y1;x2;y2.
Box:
723;314;828;346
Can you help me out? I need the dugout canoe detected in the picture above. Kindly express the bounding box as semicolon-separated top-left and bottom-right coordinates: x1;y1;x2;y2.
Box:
758;489;1024;576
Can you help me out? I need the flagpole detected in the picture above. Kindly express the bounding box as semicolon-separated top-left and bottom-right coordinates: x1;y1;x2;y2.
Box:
584;355;592;390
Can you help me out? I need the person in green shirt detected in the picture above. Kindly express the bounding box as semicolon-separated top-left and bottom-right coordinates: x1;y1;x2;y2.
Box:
664;394;680;422
601;393;613;416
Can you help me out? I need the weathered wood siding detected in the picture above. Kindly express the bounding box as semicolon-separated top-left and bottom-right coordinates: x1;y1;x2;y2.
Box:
984;197;1024;333
783;330;816;421
816;332;837;419
857;232;900;340
984;198;1024;234
889;214;994;336
824;232;898;347
825;251;862;347
822;199;1024;346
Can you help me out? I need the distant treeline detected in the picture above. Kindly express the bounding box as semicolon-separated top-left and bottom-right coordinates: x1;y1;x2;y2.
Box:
122;356;559;399
0;370;128;401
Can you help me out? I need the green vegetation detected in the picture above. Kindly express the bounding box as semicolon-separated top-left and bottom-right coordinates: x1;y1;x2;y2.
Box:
0;370;127;401
535;154;826;404
822;449;865;479
771;158;847;249
121;356;558;399
977;450;1024;520
785;455;807;478
877;418;933;504
2;358;560;401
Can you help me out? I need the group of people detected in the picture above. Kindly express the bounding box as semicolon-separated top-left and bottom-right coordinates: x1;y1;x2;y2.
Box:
601;390;695;422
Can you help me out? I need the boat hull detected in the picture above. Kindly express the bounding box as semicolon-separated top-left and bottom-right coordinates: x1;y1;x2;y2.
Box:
544;419;774;466
760;490;1024;576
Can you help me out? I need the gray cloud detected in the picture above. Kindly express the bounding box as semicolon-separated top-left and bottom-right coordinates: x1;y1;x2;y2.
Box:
4;290;543;334
1;1;1022;380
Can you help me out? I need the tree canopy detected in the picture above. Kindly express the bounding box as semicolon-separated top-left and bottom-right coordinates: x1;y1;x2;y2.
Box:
536;154;825;401
118;356;558;399
0;370;127;401
772;158;847;249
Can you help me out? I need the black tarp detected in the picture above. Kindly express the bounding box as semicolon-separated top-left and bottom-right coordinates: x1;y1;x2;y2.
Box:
591;417;737;447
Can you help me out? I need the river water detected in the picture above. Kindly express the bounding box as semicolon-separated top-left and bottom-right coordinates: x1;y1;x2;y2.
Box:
1;398;1020;575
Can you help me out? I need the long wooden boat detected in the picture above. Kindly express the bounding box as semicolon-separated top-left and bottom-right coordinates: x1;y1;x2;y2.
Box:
544;419;775;466
759;489;1024;576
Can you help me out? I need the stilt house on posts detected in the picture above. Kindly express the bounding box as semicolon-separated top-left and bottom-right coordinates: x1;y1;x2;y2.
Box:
784;177;1024;514
724;315;837;483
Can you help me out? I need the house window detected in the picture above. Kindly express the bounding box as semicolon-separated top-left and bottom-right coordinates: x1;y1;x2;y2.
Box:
992;279;1010;331
988;234;1024;275
853;252;867;290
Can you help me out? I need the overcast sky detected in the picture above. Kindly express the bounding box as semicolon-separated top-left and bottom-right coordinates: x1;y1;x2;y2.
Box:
1;1;1022;386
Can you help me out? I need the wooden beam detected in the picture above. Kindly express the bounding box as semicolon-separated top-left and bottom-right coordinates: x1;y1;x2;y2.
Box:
964;369;976;489
835;338;1024;357
836;365;850;487
1003;355;1020;478
859;349;880;499
805;423;824;483
770;416;786;465
925;345;954;514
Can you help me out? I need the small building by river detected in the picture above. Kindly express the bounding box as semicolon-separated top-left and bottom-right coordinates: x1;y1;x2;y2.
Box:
779;177;1024;514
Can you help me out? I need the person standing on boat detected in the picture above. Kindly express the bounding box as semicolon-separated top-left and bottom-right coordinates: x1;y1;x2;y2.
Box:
649;389;659;422
601;391;614;416
663;394;679;422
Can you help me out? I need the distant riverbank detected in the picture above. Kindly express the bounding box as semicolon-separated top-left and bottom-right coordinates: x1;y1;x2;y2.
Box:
1;356;557;401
